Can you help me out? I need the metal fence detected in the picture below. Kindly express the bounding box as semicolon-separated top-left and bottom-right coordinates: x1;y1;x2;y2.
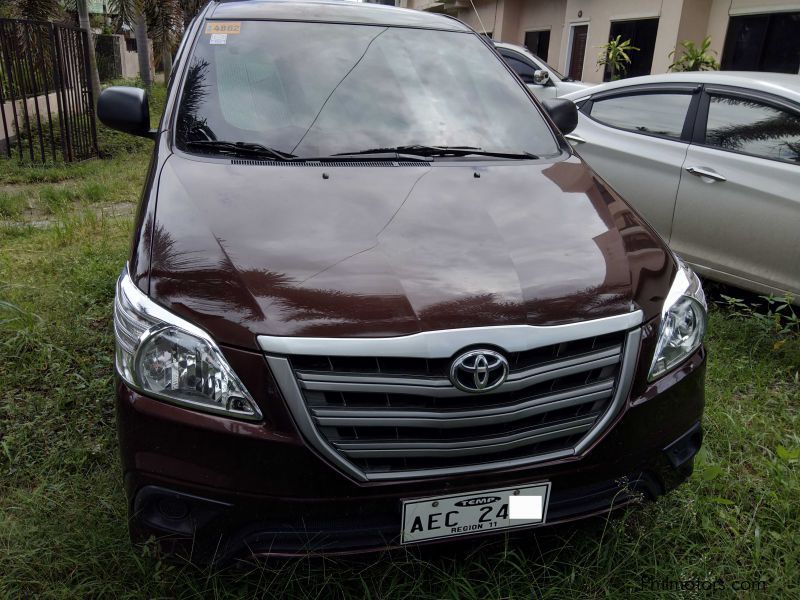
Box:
0;18;98;163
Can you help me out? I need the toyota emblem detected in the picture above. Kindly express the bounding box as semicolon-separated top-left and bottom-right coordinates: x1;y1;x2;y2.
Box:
449;349;509;393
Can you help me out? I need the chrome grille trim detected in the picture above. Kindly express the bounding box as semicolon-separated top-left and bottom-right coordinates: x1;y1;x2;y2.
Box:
265;317;643;482
334;418;597;457
311;380;615;429
294;346;621;398
257;311;643;357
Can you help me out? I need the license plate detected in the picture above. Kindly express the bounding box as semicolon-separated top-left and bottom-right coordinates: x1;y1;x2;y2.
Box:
401;482;550;544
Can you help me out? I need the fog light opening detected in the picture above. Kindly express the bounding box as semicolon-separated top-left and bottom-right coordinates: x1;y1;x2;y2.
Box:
664;422;703;469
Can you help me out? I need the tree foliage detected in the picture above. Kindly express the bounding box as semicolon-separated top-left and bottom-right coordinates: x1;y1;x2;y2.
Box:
107;0;203;80
1;0;65;21
107;0;202;49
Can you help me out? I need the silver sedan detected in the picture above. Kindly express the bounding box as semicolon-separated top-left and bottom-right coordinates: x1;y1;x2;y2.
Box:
564;72;800;300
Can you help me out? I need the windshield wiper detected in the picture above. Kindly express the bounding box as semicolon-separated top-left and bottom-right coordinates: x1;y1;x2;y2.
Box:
333;145;538;160
185;140;297;160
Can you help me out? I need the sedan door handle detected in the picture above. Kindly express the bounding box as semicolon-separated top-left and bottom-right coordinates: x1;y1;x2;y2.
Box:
685;166;726;182
564;133;585;144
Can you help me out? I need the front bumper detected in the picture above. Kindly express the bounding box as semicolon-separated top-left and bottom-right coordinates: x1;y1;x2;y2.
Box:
116;340;705;562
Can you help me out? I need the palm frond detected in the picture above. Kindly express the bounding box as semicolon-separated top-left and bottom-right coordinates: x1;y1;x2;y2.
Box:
107;0;141;28
6;0;64;21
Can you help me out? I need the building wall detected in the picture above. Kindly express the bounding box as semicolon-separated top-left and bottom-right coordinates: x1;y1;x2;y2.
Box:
405;0;800;80
674;0;714;61
516;0;567;65
456;0;500;35
559;0;674;83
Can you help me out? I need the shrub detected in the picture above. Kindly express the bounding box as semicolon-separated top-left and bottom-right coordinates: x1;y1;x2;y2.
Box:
669;37;720;72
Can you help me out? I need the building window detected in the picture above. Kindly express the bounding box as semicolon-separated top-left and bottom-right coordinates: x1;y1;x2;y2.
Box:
722;11;800;74
524;30;550;62
125;37;137;52
605;18;659;81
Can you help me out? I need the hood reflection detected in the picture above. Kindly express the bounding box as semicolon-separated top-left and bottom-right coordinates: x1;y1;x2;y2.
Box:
145;155;672;348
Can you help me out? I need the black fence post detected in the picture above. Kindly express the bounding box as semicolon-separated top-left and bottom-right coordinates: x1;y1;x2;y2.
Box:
0;17;98;164
51;23;71;163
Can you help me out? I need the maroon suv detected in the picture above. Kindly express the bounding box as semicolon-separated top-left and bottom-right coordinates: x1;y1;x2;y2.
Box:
100;0;706;562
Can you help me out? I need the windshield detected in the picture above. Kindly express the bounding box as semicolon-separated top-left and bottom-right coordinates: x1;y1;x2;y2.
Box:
513;46;567;80
175;21;560;158
536;57;566;81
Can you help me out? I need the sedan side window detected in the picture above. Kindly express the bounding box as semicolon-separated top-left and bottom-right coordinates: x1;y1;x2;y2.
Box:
704;95;800;163
589;93;692;140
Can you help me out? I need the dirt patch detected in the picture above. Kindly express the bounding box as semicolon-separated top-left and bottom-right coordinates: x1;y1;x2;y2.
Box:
1;201;135;228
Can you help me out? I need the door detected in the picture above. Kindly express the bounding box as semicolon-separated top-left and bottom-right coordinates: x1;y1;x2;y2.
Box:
499;50;557;100
571;88;697;239
567;25;588;81
671;88;800;296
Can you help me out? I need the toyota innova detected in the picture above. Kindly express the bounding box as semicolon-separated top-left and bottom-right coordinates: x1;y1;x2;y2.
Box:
100;0;707;562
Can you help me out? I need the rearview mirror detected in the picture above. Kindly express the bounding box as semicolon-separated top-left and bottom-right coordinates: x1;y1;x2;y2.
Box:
97;86;154;138
533;70;550;86
542;98;578;136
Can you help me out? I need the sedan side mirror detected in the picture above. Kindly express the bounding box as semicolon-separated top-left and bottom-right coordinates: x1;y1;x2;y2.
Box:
97;86;154;138
542;98;578;136
533;69;550;86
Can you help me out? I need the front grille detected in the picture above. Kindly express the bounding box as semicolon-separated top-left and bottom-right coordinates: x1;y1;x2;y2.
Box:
262;314;642;481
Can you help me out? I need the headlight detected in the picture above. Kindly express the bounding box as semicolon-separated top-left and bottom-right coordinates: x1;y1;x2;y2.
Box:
648;260;707;381
113;266;262;420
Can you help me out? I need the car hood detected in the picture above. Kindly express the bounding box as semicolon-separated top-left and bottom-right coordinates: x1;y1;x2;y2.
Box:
143;153;674;349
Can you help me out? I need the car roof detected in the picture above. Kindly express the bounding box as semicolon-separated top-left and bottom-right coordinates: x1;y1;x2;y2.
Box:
493;41;542;62
563;71;800;103
209;0;471;31
494;41;530;53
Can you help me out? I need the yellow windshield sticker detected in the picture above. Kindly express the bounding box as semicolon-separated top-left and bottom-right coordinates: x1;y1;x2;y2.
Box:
205;22;241;35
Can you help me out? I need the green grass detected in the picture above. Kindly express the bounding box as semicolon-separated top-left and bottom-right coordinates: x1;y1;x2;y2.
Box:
0;191;28;218
1;81;164;225
1;83;798;597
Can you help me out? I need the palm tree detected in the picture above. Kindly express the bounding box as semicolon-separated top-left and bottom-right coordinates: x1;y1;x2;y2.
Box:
10;0;203;88
109;0;199;86
180;0;204;28
108;0;153;87
3;0;63;21
76;0;102;108
146;0;182;82
134;12;152;88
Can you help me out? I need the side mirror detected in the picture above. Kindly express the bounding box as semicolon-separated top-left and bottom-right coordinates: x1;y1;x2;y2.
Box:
97;86;154;138
542;98;578;136
533;69;550;86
